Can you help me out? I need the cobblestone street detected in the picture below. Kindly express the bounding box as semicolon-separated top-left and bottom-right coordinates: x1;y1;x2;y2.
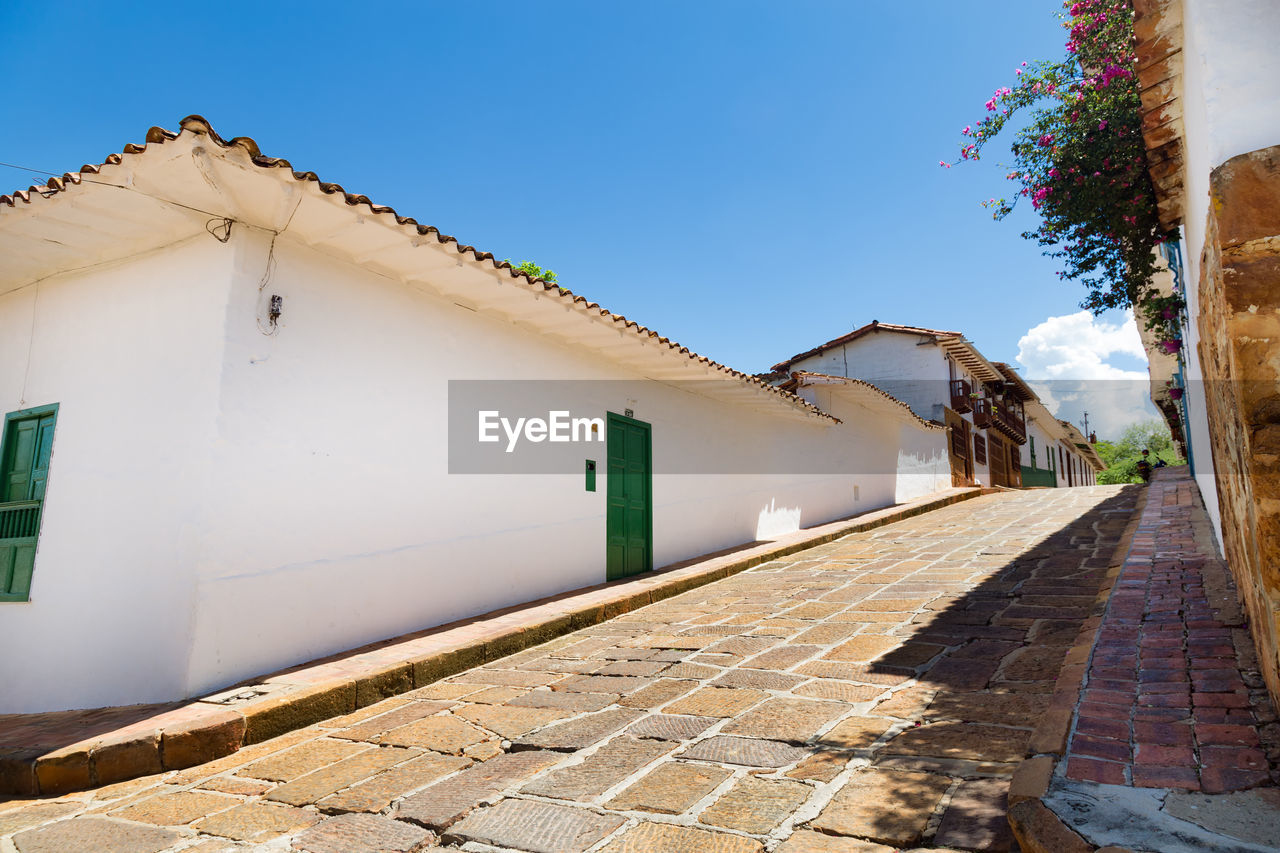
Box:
1;486;1144;852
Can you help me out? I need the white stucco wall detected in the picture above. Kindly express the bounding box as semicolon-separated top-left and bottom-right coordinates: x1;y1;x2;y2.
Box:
796;386;951;505
790;333;1007;486
791;332;950;421
1023;417;1060;485
893;423;953;502
0;238;232;712
0;228;952;712
78;229;944;708
1176;0;1280;536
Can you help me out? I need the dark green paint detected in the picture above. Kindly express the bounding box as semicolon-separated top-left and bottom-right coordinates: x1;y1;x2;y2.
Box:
585;459;597;492
0;404;58;602
605;412;651;581
1021;466;1058;488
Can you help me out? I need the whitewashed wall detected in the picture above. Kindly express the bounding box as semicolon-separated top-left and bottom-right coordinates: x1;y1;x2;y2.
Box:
0;227;939;710
791;333;949;421
182;231;953;700
0;238;231;713
1177;0;1280;536
1023;416;1059;484
790;334;1002;486
796;385;951;505
0;227;952;712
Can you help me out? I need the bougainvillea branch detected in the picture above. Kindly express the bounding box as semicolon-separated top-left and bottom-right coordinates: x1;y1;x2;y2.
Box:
946;0;1175;315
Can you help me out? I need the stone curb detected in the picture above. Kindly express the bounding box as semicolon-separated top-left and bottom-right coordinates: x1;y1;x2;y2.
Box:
1;487;988;796
1006;484;1149;853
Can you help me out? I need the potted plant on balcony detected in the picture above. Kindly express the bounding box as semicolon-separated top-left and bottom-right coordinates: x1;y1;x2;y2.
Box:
1158;338;1183;355
1166;379;1184;400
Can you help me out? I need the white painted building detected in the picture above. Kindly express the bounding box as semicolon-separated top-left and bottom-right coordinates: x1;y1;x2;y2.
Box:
766;323;1032;489
993;363;1103;488
765;324;1105;490
0;117;951;713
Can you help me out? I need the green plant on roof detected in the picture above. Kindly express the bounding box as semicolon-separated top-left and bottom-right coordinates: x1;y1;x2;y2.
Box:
507;259;557;284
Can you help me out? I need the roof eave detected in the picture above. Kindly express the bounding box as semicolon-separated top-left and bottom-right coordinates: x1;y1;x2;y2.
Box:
0;116;835;425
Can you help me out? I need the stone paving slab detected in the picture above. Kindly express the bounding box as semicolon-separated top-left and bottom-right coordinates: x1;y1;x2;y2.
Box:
10;815;183;853
520;735;674;801
604;760;732;813
393;749;563;829
291;812;434;853
443;797;625;853
2;485;1181;852
700;775;811;833
599;820;764;853
0;486;983;796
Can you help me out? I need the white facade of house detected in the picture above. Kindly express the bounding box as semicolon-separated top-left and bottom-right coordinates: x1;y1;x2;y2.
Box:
1163;0;1280;539
772;326;1029;489
787;330;951;421
1023;404;1064;486
776;328;991;485
770;326;1106;490
1020;399;1101;488
0;120;951;714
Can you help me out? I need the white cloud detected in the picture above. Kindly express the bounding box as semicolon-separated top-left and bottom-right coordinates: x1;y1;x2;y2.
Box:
1015;310;1158;440
1017;310;1147;380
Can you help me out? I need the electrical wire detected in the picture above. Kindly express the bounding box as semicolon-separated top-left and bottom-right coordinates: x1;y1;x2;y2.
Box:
1;157;242;221
0;160;64;177
4;157;289;337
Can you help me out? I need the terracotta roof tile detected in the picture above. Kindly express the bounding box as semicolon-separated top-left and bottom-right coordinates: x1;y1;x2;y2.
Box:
1;116;833;422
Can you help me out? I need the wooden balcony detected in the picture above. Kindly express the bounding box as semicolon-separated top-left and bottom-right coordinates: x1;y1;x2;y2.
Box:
996;405;1027;444
950;379;974;414
972;398;1026;443
972;397;995;429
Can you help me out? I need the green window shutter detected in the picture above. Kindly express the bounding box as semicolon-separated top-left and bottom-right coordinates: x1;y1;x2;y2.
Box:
0;404;58;602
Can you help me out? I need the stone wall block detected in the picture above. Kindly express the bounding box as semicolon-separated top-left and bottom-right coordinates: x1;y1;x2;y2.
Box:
1198;149;1280;709
1211;147;1280;247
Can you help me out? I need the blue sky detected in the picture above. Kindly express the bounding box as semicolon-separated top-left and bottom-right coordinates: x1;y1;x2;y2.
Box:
0;2;1153;434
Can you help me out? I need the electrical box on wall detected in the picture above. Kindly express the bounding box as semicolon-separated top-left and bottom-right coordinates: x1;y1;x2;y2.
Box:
585;459;597;492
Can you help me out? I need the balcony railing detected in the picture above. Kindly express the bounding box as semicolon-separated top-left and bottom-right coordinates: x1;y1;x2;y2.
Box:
996;405;1027;444
950;379;974;414
972;399;1027;444
0;500;41;541
972;397;995;429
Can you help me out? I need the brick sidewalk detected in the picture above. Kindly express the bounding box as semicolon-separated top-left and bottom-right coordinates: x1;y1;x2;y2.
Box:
1;486;1136;852
1063;468;1280;793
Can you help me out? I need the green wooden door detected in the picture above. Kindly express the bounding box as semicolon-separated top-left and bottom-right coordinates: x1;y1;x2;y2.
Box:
606;413;652;581
0;405;57;601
